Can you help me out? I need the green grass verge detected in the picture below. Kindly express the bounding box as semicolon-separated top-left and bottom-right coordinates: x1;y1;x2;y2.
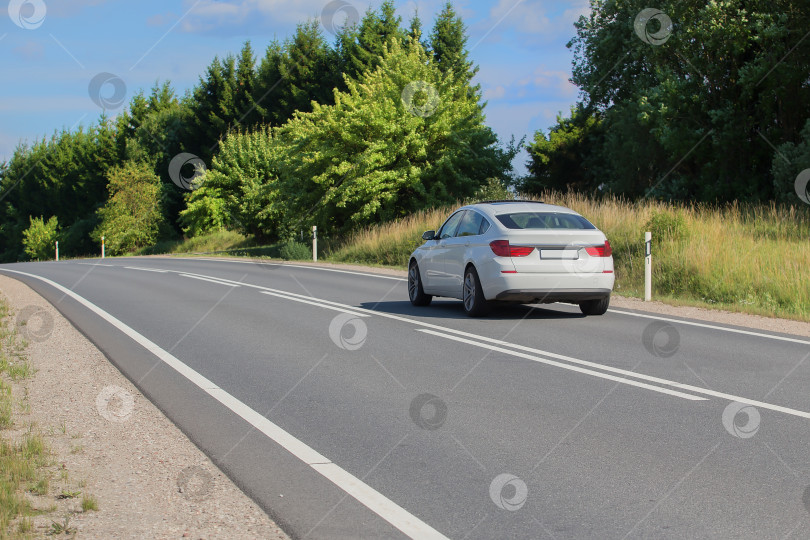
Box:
0;298;51;538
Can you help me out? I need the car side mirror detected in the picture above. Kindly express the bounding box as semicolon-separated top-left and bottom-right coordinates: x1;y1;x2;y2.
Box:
422;230;436;241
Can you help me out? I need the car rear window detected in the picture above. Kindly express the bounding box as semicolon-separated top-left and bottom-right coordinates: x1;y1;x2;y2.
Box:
495;212;596;230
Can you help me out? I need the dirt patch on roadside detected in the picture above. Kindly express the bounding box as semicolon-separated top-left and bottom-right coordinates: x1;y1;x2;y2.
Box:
0;275;289;539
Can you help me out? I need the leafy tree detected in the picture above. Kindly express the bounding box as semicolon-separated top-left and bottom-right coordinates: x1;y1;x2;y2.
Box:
0;119;122;261
92;161;163;254
264;38;515;235
22;216;59;261
772;119;810;204
180;128;279;238
117;82;192;232
539;0;810;201
521;106;601;194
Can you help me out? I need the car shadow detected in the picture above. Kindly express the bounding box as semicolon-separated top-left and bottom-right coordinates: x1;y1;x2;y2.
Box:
359;300;587;321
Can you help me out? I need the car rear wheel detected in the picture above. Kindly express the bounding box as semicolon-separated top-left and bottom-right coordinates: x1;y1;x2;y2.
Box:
579;295;610;316
463;266;490;317
408;261;432;306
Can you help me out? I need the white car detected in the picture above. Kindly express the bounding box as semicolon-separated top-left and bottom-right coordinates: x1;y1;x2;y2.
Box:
408;200;615;316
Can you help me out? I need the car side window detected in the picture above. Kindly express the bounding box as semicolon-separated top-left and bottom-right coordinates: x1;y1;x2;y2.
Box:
455;211;485;237
479;217;490;235
438;211;465;239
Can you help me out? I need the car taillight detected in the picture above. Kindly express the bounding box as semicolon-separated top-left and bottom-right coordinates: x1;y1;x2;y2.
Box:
489;240;534;257
585;240;612;257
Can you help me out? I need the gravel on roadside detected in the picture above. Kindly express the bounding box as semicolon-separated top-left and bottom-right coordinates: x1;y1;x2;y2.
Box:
0;274;289;540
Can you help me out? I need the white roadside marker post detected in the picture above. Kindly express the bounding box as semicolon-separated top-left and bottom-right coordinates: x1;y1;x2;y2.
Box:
101;236;105;259
644;231;652;301
312;226;318;262
55;241;59;261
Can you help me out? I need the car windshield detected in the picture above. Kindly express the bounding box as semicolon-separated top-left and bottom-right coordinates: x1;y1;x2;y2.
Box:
495;212;596;230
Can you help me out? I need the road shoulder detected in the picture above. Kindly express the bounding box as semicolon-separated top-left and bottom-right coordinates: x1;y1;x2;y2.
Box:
0;274;289;539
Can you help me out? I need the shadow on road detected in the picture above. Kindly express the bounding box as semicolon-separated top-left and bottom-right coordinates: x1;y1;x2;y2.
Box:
360;300;587;321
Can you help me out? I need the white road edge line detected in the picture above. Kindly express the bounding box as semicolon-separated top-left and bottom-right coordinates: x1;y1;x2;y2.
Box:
124;266;169;273
0;269;448;540
607;308;810;346
180;274;240;287
260;291;369;317
171;256;407;281
417;329;706;401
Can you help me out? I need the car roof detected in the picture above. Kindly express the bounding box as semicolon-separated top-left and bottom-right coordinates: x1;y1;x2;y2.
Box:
462;200;581;218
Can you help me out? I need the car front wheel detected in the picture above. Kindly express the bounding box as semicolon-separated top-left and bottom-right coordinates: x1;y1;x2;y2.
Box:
462;266;490;317
408;261;432;306
579;295;610;316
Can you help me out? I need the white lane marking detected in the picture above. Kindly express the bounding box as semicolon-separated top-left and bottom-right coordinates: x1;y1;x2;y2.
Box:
239;277;810;419
260;291;369;317
180;274;240;287
170;256;407;281
0;268;448;540
124;266;169;273
158;257;810;344
77;263;116;267
29;263;810;419
418;330;705;401
607;308;810;346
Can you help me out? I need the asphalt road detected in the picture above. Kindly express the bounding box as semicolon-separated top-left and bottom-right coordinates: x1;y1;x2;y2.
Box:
2;256;810;539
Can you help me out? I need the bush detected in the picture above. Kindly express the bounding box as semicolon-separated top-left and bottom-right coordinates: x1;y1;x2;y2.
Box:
645;210;688;242
279;240;312;260
92;161;164;255
471;177;514;202
22;216;59;261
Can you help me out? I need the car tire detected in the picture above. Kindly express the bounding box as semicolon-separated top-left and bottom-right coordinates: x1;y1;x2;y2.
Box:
408;261;432;306
463;266;490;317
579;295;610;316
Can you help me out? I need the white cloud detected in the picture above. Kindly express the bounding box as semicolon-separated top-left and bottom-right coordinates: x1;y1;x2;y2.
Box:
176;0;373;36
483;85;506;100
471;0;590;47
46;0;108;18
13;41;45;61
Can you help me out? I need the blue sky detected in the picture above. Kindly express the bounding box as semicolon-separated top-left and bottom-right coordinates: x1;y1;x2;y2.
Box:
0;0;590;174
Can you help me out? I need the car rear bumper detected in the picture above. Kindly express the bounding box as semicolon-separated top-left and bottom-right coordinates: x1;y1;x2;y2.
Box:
494;288;611;303
480;269;615;302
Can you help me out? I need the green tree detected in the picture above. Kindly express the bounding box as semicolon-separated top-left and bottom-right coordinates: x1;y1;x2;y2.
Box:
341;0;404;79
772;119;810;204
521;106;602;194
233;41;263;128
22;216;59;261
92;161;163;255
562;0;810;201
429;2;477;87
180;128;280;238
276;22;339;124
0;118;122;261
264;38;515;235
188;55;237;162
